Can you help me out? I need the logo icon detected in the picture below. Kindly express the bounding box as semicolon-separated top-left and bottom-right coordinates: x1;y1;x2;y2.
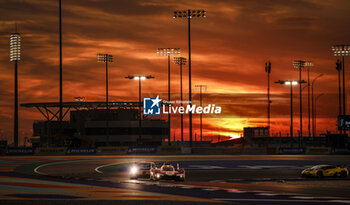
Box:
143;96;161;115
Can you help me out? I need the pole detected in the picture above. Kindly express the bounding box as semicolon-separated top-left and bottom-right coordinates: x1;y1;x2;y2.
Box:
299;65;302;147
342;56;346;116
338;64;342;117
180;62;183;142
200;86;203;141
14;60;18;147
312;83;314;137
342;56;346;135
315;96;317;137
188;13;192;147
307;68;311;137
139;77;142;141
168;55;171;145
267;64;270;136
290;83;293;139
59;0;63;123
106;60;109;145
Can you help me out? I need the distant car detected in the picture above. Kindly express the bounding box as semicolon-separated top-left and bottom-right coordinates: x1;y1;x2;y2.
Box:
129;162;156;179
151;163;185;181
301;165;349;178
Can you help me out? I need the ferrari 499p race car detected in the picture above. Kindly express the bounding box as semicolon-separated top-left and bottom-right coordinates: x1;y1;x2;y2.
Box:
150;163;185;181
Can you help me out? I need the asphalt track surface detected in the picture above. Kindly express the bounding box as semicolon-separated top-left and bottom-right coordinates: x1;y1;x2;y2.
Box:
30;155;350;205
31;155;350;204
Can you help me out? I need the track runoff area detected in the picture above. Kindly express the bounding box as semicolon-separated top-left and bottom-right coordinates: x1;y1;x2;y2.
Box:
0;155;350;205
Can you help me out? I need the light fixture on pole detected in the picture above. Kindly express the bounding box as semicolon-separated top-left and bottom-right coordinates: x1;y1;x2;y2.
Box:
195;85;207;142
98;54;113;146
265;61;271;136
173;9;206;148
311;73;323;138
125;75;154;142
174;57;187;142
157;48;180;145
275;80;306;141
332;45;350;123
10;32;21;147
293;60;313;146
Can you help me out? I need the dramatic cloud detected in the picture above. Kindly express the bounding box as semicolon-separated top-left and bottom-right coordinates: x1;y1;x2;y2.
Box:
0;0;349;144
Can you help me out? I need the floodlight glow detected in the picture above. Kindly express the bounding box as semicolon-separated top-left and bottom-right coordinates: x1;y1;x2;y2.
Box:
173;57;187;65
157;48;180;56
293;60;314;68
292;81;298;85
134;76;139;80
285;81;291;85
332;45;350;56
140;76;146;80
173;9;206;18
195;85;207;92
10;33;21;61
97;54;113;62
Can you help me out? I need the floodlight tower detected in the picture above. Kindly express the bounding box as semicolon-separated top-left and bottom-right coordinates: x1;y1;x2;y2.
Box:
173;9;206;147
336;60;342;118
195;85;207;141
293;60;313;144
275;80;306;142
265;61;271;135
332;45;350;118
98;54;113;145
125;75;154;141
59;0;63;123
10;32;21;147
174;57;187;142
157;48;180;145
314;93;324;137
311;73;323;138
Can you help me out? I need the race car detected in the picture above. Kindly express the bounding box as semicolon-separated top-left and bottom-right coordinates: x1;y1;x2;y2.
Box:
129;161;156;179
150;163;185;181
301;165;349;178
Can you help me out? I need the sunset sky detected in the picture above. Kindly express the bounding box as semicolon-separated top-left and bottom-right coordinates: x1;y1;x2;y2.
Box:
1;0;350;144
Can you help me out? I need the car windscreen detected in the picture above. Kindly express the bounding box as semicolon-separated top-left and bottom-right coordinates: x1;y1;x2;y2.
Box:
162;167;174;171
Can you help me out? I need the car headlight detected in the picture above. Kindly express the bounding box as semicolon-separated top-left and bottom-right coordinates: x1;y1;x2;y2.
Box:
130;166;138;175
156;174;160;178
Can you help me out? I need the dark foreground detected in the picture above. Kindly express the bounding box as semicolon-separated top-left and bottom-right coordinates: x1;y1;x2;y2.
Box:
0;155;349;205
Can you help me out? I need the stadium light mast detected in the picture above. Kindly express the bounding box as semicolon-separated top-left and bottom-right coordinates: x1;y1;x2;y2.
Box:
98;54;113;146
174;57;187;142
332;45;350;120
125;75;154;142
336;60;342;118
293;60;313;145
157;48;180;145
173;9;206;147
311;73;323;138
10;32;21;147
265;61;271;136
195;85;207;142
275;80;306;142
314;93;324;137
59;0;63;123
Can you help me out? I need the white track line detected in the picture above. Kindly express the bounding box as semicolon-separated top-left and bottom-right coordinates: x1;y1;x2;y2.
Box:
94;163;124;174
34;161;79;175
212;198;342;203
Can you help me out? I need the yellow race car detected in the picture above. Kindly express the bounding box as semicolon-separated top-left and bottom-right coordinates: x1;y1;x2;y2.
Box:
301;165;349;178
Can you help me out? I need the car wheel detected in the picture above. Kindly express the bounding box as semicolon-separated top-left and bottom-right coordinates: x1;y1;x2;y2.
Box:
317;171;323;178
340;171;347;178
